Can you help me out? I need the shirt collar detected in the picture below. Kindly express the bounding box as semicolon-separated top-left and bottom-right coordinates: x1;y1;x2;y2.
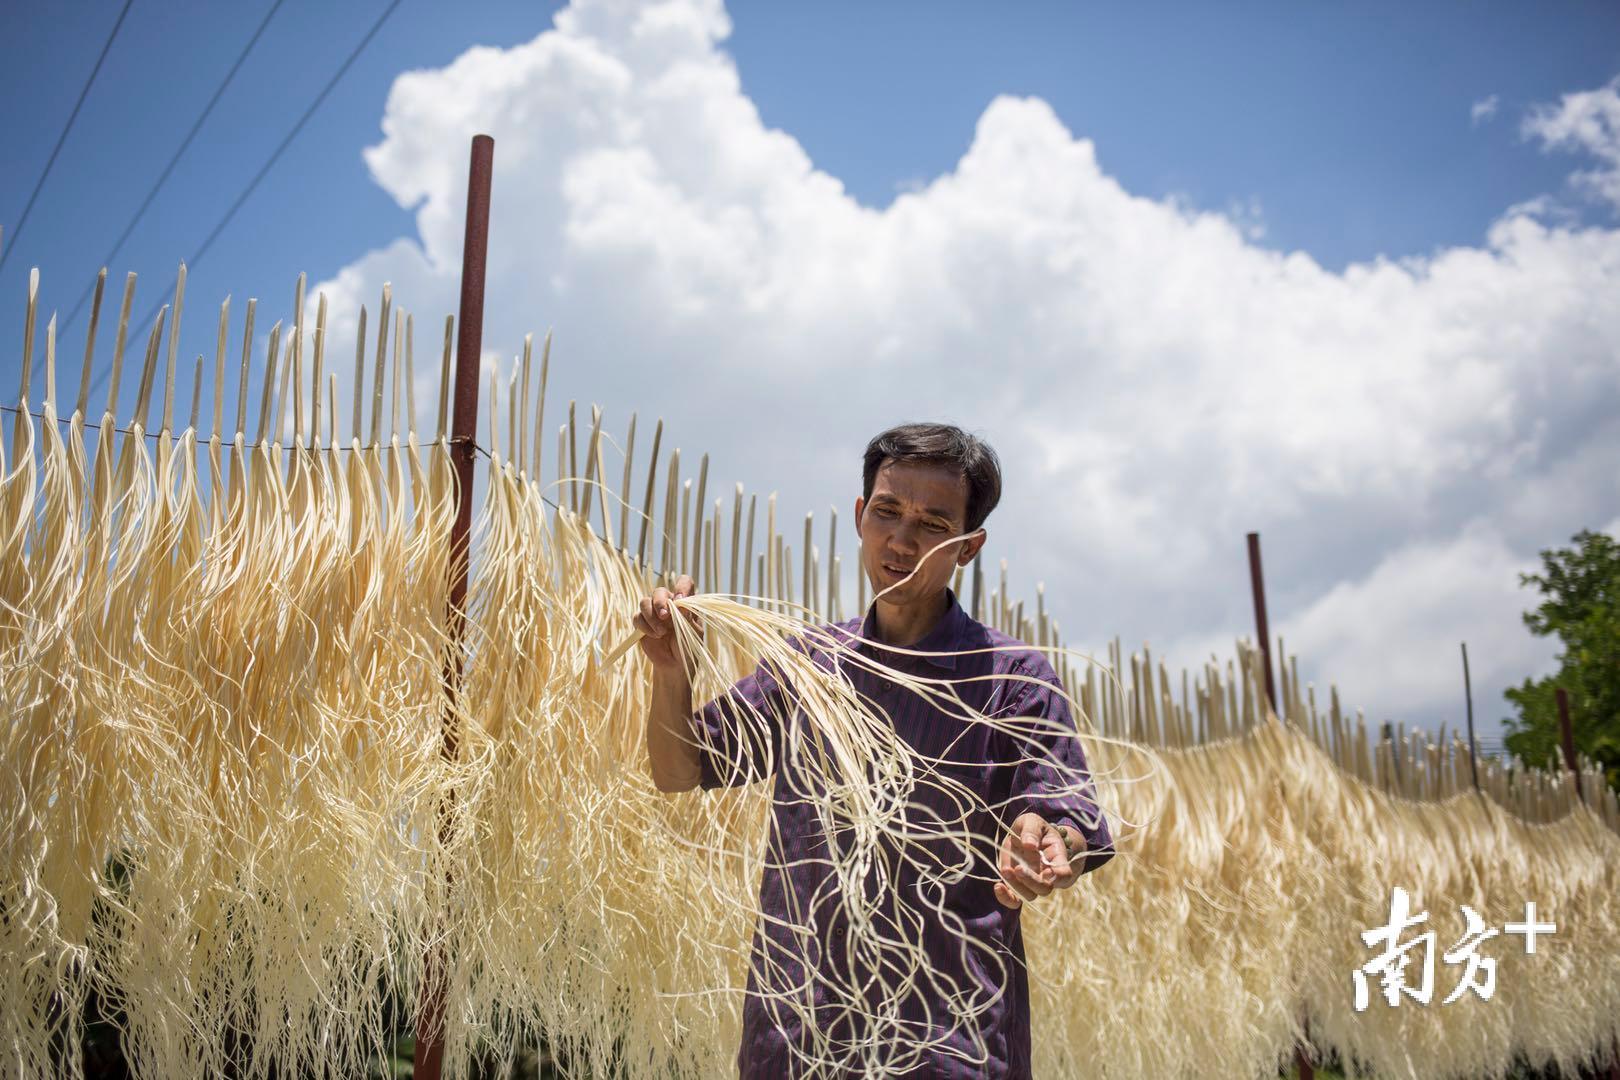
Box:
856;588;967;671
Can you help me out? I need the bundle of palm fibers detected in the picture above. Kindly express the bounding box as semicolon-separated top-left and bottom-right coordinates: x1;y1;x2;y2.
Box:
432;455;774;1077
1020;714;1620;1079
8;269;1618;1079
439;452;850;1075
1;325;462;1079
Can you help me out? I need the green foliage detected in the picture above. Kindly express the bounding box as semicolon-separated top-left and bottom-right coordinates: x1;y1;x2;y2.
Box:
1503;529;1620;794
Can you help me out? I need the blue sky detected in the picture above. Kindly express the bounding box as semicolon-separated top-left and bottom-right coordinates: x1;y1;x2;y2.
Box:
2;1;1619;741
3;1;1616;338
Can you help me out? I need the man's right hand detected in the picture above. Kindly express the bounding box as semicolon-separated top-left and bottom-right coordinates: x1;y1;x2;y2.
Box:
640;574;704;793
635;574;697;672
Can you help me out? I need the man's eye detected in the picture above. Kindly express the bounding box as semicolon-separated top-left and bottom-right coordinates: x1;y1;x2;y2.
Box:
874;506;897;517
926;522;948;532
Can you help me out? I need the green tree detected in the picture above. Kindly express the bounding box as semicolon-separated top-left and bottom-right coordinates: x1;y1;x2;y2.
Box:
1503;529;1620;794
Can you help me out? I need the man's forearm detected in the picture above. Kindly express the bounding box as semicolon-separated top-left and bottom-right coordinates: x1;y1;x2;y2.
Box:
647;669;703;793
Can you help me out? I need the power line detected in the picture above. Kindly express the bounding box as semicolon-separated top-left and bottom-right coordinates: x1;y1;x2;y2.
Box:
0;0;135;277
88;0;407;406
61;0;287;335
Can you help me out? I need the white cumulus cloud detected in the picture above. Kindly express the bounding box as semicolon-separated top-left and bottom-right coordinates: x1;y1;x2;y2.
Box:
1277;523;1557;727
1523;75;1620;212
1471;94;1499;125
312;0;1620;738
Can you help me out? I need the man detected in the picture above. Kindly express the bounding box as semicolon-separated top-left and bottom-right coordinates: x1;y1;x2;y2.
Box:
637;422;1113;1079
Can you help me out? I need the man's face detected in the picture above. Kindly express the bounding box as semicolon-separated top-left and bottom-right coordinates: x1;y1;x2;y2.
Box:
854;459;986;608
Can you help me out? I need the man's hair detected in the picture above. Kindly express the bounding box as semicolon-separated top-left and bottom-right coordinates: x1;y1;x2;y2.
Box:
861;423;1002;532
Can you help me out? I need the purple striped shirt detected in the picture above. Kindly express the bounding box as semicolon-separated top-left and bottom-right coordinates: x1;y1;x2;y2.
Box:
693;589;1113;1079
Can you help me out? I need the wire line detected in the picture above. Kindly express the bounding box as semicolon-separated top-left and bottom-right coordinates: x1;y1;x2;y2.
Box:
88;0;407;406
0;0;135;277
60;0;288;335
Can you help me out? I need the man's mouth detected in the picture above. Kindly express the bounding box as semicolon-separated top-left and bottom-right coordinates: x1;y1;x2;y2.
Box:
882;562;915;579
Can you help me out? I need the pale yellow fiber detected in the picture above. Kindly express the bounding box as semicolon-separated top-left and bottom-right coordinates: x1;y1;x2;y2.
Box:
3;271;1616;1080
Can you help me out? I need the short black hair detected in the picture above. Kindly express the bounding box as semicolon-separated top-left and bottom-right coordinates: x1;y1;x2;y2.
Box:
861;422;1002;532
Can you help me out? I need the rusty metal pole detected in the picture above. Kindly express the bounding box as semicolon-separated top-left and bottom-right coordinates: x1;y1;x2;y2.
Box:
1247;532;1313;1079
1246;532;1277;711
415;132;494;1080
1293;1023;1315;1080
1461;642;1480;793
1383;721;1401;789
1555;687;1582;801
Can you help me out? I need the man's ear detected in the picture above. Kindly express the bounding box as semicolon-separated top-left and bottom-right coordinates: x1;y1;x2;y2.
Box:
958;528;987;566
853;496;865;537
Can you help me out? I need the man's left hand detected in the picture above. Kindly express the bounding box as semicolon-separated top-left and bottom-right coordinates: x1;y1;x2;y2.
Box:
994;812;1082;910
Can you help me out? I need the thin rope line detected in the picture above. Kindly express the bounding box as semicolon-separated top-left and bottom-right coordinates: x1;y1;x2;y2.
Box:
0;400;581;510
0;0;135;277
1;400;480;456
60;0;288;335
86;0;407;405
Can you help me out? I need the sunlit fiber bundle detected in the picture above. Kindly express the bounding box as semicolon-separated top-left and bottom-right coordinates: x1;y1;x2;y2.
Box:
2;271;458;1077
1022;714;1620;1079
5;265;1619;1080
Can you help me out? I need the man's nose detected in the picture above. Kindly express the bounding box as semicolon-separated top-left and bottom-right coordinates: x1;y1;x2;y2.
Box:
888;521;921;553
